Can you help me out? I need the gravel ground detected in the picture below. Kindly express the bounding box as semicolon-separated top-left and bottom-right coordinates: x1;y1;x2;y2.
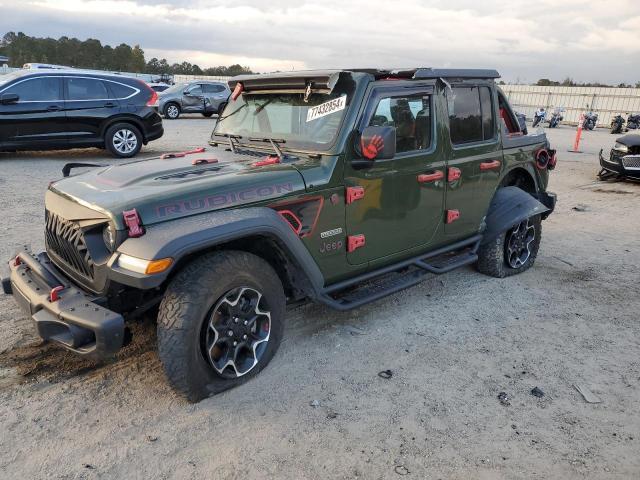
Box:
0;119;639;479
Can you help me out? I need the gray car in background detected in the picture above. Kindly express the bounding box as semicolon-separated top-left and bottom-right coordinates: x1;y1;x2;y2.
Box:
157;81;230;119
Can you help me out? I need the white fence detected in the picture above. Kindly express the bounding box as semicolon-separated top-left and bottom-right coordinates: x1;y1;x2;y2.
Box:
500;85;640;127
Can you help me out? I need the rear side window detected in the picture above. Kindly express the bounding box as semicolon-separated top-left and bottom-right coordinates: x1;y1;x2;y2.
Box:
448;86;495;145
5;77;61;101
66;78;109;100
203;84;226;93
108;82;137;99
368;94;432;153
479;87;494;140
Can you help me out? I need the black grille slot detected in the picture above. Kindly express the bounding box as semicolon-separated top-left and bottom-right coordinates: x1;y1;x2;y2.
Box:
45;210;95;280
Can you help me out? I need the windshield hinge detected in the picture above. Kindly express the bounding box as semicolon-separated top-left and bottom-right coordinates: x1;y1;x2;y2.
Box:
304;82;313;103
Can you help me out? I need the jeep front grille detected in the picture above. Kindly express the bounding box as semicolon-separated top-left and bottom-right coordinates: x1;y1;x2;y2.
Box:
45;210;95;280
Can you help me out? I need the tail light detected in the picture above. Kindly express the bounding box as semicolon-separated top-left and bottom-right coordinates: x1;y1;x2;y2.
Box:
147;89;158;106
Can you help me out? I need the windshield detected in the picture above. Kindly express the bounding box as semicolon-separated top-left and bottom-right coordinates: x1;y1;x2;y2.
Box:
0;71;28;88
214;77;355;151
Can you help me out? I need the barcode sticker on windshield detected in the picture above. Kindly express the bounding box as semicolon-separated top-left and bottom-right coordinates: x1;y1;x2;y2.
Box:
306;96;347;122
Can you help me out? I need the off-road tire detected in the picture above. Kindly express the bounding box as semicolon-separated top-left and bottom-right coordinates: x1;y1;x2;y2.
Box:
476;215;542;278
157;251;286;402
104;123;142;158
164;102;181;119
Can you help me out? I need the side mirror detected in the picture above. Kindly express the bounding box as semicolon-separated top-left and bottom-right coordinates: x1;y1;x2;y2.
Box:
0;93;19;105
358;126;396;160
183;90;192;96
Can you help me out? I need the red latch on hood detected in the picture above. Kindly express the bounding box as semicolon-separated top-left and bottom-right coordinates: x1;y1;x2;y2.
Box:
123;209;145;238
252;155;281;167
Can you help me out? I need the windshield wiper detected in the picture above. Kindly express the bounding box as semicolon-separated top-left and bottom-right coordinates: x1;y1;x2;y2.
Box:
248;137;286;159
213;133;242;153
217;102;248;122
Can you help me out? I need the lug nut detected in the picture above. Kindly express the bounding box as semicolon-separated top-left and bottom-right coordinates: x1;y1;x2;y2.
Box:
233;341;237;346
227;330;234;337
243;334;248;340
243;320;248;326
234;317;239;323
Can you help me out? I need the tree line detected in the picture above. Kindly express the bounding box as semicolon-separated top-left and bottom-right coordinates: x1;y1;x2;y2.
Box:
0;32;253;76
535;77;640;88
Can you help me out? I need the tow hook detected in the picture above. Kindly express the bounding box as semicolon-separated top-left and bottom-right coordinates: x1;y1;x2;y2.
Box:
49;285;64;302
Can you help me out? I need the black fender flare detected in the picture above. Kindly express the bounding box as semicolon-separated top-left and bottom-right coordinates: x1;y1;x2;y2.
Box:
480;186;550;245
108;207;325;295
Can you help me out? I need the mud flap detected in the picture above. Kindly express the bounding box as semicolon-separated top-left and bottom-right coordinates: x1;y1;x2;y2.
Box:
480;187;550;244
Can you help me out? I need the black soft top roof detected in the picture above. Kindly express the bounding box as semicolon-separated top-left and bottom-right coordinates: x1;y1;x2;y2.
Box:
229;68;500;93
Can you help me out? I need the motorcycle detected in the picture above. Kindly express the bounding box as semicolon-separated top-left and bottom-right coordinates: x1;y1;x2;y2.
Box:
610;114;625;134
582;111;598;130
626;113;640;131
547;107;565;128
532;109;547;128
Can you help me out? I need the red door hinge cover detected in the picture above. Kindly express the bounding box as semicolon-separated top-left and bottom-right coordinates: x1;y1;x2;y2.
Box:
123;208;145;238
346;186;365;204
446;209;460;224
347;234;366;253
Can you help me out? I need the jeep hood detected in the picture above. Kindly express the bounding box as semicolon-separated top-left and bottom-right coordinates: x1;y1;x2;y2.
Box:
49;149;306;229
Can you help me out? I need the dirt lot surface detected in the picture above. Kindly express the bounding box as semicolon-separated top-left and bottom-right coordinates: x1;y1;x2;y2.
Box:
1;118;639;479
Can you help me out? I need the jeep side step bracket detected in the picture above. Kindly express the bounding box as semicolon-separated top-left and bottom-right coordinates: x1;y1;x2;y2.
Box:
318;235;481;311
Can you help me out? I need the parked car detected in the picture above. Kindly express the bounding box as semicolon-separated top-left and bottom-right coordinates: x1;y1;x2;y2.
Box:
157;81;230;119
2;68;556;402
147;82;171;93
0;69;163;158
598;133;640;180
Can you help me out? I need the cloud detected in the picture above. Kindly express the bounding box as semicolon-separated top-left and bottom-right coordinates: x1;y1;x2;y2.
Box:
2;0;639;83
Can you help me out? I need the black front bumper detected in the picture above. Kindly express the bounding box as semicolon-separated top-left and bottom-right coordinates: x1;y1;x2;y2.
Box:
2;247;125;358
599;149;640;178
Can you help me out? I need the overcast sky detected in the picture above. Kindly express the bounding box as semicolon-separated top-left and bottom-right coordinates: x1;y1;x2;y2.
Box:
2;0;639;84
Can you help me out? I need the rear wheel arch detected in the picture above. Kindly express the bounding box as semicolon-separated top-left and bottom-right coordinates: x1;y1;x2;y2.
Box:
101;116;147;143
499;167;538;194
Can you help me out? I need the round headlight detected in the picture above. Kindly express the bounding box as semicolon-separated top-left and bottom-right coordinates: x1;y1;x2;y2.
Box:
103;224;117;251
614;142;629;153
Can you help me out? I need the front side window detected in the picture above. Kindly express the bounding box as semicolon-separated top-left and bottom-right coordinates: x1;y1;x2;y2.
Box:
368;94;432;153
5;77;60;102
448;86;495;145
66;78;109;100
214;77;355;151
187;85;203;95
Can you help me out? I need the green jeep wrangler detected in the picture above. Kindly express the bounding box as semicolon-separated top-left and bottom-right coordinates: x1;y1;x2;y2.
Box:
2;68;556;401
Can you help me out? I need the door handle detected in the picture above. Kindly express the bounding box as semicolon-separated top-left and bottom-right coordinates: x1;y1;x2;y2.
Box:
103;102;116;108
480;160;501;171
417;170;444;183
46;105;61;111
